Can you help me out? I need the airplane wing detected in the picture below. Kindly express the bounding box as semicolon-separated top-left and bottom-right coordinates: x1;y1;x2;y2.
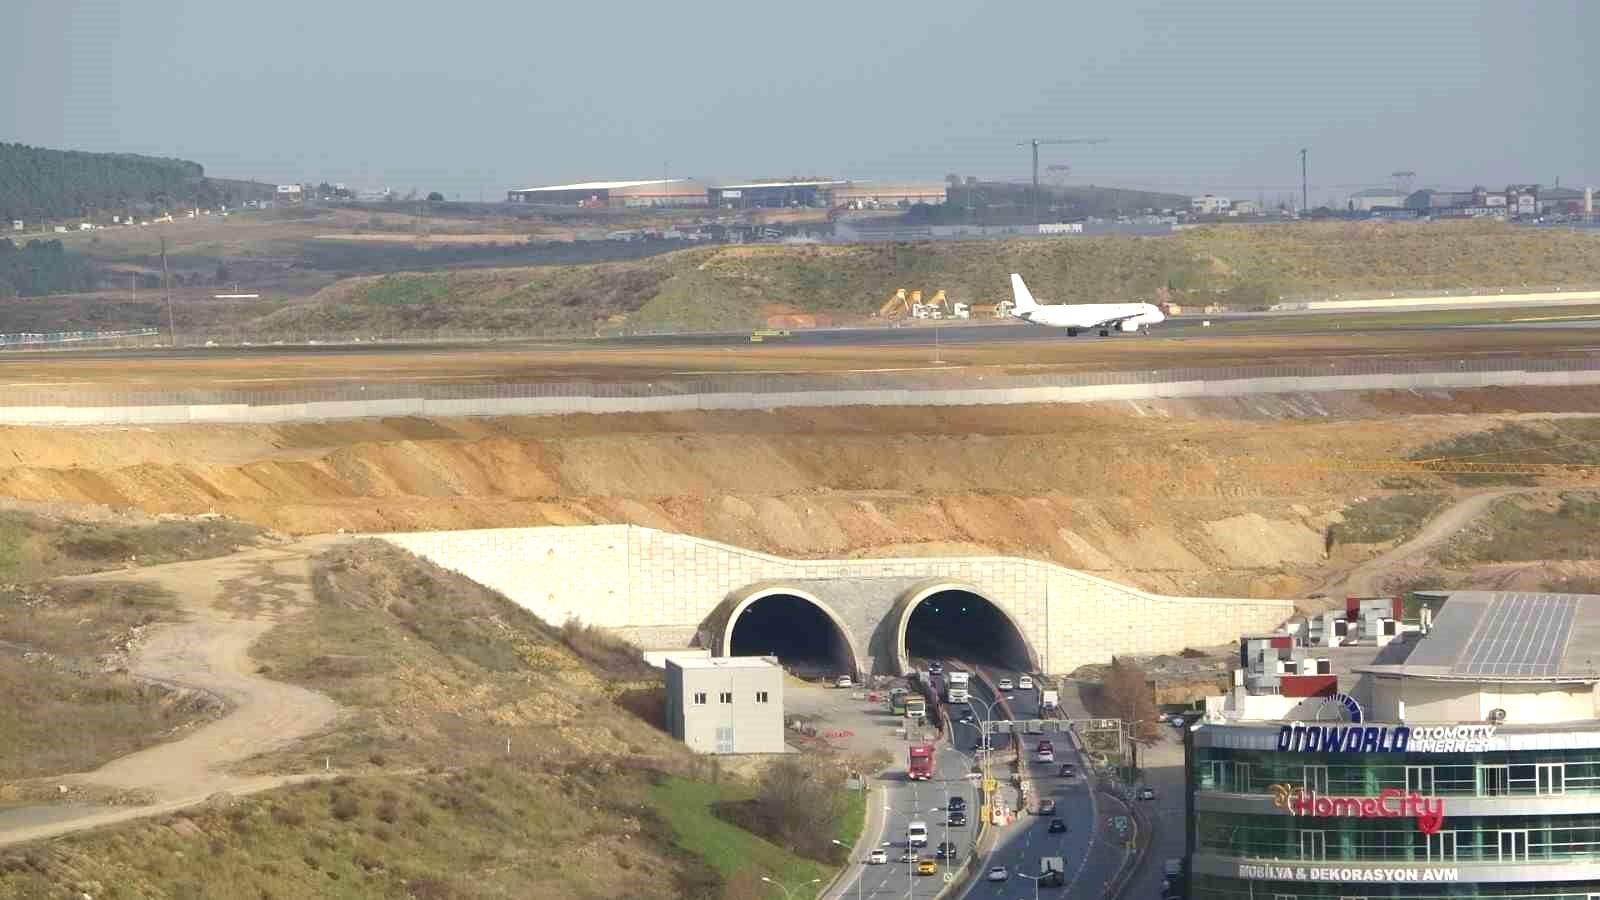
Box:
1083;310;1146;329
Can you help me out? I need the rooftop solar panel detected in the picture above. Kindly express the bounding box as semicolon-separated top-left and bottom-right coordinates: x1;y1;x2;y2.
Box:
1453;593;1576;677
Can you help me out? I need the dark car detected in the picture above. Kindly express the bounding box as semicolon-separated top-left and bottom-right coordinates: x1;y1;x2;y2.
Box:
947;811;968;827
958;710;976;725
1048;817;1067;833
1059;763;1076;778
928;661;943;675
936;841;958;859
1038;798;1056;816
947;796;967;812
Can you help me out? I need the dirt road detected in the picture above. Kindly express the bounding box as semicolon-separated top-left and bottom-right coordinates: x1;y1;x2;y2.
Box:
0;537;347;848
1316;490;1515;602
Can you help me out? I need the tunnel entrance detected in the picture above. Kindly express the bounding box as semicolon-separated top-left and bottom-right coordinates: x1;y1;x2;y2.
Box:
901;589;1033;673
727;592;856;679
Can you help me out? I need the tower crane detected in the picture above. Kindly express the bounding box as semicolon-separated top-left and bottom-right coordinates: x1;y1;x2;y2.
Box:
1016;137;1108;224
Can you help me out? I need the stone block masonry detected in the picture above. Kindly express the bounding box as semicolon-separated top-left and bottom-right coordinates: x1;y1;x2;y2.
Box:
378;525;1293;674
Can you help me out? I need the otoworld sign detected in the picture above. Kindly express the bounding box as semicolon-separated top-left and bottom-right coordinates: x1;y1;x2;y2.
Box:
1271;784;1445;835
1275;724;1496;753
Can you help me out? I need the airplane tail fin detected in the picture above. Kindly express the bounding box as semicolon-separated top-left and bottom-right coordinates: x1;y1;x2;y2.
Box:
1009;273;1039;311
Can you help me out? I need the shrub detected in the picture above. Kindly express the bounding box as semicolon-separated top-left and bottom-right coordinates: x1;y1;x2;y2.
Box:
330;793;361;821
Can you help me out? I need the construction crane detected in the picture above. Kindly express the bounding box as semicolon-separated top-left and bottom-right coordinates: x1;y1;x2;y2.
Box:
1017;137;1108;224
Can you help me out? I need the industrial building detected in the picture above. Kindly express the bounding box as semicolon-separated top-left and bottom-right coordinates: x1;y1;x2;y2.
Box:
827;181;948;209
665;655;785;754
1187;591;1600;900
707;180;848;209
506;179;709;208
1346;188;1407;211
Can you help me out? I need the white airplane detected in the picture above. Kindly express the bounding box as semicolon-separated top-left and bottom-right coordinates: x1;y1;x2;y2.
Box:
1008;273;1166;336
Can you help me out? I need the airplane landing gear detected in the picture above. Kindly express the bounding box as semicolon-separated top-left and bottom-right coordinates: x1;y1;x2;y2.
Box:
1098;328;1110;337
1066;327;1078;337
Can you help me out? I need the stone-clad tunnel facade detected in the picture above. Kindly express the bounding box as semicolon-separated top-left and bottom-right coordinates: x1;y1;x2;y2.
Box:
381;524;1293;675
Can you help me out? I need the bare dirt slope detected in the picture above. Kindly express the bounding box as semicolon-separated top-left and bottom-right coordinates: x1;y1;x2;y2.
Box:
2;389;1599;599
0;538;346;848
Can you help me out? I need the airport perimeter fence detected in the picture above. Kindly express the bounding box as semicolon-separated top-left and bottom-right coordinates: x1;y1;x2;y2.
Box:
0;353;1598;423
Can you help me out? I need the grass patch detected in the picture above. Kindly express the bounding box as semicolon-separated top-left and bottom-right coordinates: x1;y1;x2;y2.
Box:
0;510;260;582
1437;493;1600;564
0;764;721;899
0;580;176;658
209;220;1600;337
0;658;218;780
649;776;829;892
247;540;681;775
1332;493;1448;545
0;579;213;779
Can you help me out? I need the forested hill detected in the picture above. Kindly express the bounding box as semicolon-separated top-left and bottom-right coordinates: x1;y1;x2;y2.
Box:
0;142;266;220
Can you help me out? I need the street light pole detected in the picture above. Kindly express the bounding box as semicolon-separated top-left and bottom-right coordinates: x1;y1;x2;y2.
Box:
1017;869;1045;900
760;875;821;900
831;839;862;900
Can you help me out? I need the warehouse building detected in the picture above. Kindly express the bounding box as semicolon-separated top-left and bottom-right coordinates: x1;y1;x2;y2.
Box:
708;180;847;209
506;179;708;208
665;655;785;754
1187;591;1600;900
827;181;948;209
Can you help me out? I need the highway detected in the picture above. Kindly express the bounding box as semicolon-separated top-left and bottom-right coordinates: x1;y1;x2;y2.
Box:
958;671;1126;900
836;674;980;900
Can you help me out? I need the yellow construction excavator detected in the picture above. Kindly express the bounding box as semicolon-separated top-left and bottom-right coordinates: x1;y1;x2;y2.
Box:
878;288;910;318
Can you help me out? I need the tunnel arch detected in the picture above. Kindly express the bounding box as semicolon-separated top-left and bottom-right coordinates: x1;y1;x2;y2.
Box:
894;581;1039;675
719;585;864;678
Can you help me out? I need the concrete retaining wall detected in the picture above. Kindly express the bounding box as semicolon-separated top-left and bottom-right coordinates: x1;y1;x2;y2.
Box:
379;525;1292;675
0;365;1597;425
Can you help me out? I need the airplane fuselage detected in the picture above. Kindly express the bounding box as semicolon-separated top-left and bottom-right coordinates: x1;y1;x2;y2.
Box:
1011;302;1165;332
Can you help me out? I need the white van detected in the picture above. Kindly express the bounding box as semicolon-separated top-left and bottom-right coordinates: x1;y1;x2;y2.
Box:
908;821;928;847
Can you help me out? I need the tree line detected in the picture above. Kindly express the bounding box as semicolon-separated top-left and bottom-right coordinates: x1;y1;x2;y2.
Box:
0;142;268;221
0;239;94;298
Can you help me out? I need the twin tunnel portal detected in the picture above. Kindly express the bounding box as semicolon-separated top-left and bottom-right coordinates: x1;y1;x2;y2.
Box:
703;579;1038;677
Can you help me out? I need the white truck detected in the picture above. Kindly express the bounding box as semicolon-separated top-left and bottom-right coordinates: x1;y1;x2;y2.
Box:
1041;689;1059;712
946;671;970;704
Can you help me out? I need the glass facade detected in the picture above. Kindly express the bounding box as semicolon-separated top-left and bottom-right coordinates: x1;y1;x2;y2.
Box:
1191;742;1600;900
1195;747;1600;798
1192;875;1600;900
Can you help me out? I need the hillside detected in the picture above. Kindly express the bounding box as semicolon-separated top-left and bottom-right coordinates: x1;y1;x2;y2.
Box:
255;220;1600;336
0;540;857;898
0;142;270;221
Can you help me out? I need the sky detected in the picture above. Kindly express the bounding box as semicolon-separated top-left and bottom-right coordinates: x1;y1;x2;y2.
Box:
4;0;1594;202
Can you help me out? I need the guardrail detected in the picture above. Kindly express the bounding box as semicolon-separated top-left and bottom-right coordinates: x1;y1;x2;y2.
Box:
0;327;160;347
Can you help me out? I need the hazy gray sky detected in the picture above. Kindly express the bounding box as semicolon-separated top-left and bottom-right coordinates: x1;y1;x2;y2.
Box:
5;1;1594;201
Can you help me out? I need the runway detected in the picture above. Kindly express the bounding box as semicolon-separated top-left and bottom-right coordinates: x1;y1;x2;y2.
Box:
1;312;1598;394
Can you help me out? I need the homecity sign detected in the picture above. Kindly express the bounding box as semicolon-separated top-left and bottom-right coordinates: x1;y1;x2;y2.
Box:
1271;785;1446;835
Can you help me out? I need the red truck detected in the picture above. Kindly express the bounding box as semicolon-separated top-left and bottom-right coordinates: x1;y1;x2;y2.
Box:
908;743;935;781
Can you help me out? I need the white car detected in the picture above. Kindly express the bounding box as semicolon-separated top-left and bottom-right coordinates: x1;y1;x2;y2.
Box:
987;866;1009;882
1138;787;1157;801
868;849;888;865
836;675;853;688
1019;675;1034;690
997;677;1014;690
1037;749;1055;763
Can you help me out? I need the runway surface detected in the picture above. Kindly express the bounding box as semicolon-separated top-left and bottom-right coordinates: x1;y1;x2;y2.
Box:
2;313;1598;394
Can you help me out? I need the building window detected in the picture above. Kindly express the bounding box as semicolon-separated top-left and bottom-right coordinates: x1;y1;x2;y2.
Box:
719;692;733;704
692;692;707;705
755;691;769;703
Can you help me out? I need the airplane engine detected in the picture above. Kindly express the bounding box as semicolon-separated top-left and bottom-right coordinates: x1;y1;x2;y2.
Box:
1120;320;1141;333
